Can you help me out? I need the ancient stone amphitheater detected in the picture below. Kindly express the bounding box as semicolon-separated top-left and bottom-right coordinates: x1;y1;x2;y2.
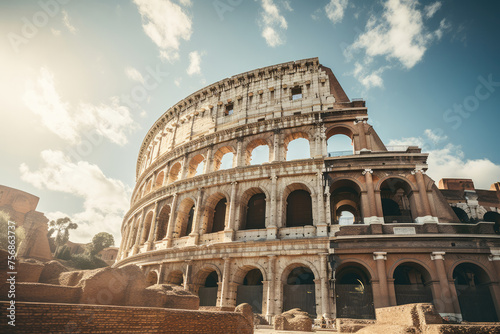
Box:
115;57;500;324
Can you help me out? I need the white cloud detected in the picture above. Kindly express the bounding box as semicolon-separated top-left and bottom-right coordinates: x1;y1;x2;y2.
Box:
186;51;202;76
388;130;500;189
62;10;77;34
20;150;131;243
353;62;386;89
174;77;182;87
51;28;61;36
424;1;441;19
23;67;137;146
133;0;192;62
125;66;145;83
259;0;288;47
347;0;448;88
325;0;348;24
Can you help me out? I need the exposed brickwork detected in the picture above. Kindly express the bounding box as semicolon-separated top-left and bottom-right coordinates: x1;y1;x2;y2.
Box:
0;301;253;334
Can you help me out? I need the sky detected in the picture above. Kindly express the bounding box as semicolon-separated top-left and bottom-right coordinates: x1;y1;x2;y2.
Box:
1;0;499;245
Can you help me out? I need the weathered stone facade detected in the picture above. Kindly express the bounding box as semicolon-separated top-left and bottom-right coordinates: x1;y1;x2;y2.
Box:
115;58;500;324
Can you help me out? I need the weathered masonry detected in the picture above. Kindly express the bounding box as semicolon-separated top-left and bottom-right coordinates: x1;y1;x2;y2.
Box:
115;57;500;323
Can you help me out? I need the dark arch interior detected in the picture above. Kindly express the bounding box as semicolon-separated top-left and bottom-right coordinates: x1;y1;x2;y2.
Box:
484;211;500;234
244;193;266;230
156;205;171;241
336;266;375;319
453;263;498;322
182;206;195;237
381;179;413;223
393;264;433;306
237;268;264;314
211;198;227;233
199;271;218;307
452;207;471;224
286;190;313;227
287;266;315;285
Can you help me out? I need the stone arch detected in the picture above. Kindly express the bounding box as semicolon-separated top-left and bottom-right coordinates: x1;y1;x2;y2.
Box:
484;211;500;234
146;270;159;286
140;210;154;244
194;264;222;307
166;270;184;286
173;197;195;238
213;145;236;171
330;178;364;225
168;161;182;183
239;187;268;230
452;262;498;322
202;192;229;234
452;206;471;224
155;171;165;187
282;183;314;227
187;154;205;178
283;131;311;161
245;138;271;165
156;204;171;241
378;176;418;224
326;125;356;154
336;261;375;319
280;262;318;316
233;265;266;314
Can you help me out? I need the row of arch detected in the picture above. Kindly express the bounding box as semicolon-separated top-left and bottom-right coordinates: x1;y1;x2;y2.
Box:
144;259;498;322
133;124;361;203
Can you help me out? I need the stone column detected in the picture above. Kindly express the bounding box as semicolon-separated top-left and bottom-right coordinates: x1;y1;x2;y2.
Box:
188;188;204;245
373;252;390;307
184;260;192;290
132;209;146;255
204;145;213;174
158;263;166;284
363;169;378;223
166;193;178;247
146;202;159;250
387;278;397;306
489;249;500;321
317;172;327;236
412;169;432;218
219;257;232;308
356;120;368;150
319;253;331;318
266;255;277;322
225;181;238;242
268;175;278;240
431;252;457;317
180;154;189;179
236;138;244;167
273;129;281;161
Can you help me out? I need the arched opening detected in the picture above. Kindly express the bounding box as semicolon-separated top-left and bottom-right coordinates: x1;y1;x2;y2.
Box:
188;154;205;178
284;133;310;161
199;271;219;306
286;190;313;227
246;139;270;165
336;264;375;319
168;162;182;183
393;263;433;306
326;127;354;157
283;266;316;316
156;205;170;241
484;211;500;234
155;171;165;188
213;146;236;171
453;263;498;322
211;198;227;233
243;193;266;230
146;271;158;286
174;199;195;238
236;268;264;314
141;211;154;244
380;178;415;223
166;270;184;286
330;179;363;225
452;207;471;224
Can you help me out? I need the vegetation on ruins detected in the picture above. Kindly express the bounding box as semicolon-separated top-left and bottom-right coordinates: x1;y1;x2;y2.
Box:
0;210;25;251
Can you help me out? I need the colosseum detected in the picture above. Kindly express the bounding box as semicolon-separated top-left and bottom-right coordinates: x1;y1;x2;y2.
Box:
115;57;500;324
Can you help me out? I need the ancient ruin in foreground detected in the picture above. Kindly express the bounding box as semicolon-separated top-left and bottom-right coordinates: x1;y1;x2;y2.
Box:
112;57;500;325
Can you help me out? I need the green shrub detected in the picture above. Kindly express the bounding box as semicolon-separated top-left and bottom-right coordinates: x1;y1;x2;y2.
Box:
69;253;108;270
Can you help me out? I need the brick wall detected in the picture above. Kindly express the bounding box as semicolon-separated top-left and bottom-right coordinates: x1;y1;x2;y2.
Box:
0;301;253;334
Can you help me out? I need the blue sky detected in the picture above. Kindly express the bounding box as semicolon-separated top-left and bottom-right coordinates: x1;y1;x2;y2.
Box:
1;0;499;243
